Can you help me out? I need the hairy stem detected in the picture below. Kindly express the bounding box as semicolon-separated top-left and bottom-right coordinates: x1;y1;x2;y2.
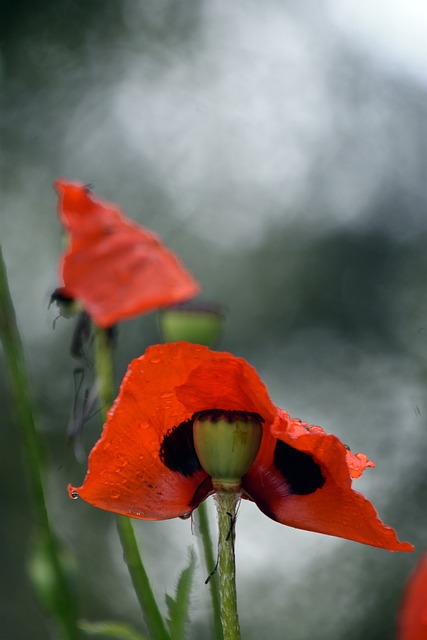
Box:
214;492;241;640
197;501;224;640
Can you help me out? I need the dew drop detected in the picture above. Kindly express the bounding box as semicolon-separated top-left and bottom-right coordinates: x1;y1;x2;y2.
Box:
179;512;192;520
160;392;174;399
149;357;161;364
70;490;79;500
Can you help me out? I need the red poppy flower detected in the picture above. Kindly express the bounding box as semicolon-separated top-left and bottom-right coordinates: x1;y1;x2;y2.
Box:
68;342;413;552
55;179;200;328
397;553;427;639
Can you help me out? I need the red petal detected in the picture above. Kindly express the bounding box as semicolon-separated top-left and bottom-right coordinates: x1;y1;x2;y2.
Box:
346;451;375;479
71;342;413;550
175;353;277;425
398;553;427;640
244;410;413;551
285;422;376;478
55;179;199;327
70;342;276;519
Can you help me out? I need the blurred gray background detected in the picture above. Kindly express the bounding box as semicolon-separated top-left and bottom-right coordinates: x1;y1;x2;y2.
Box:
1;1;426;638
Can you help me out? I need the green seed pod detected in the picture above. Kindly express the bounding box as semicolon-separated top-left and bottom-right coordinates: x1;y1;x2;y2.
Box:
193;410;263;491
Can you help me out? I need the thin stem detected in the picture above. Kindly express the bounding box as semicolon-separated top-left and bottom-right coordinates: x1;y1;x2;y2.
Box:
93;326;170;640
197;501;224;640
0;246;80;639
214;492;241;640
93;327;115;417
116;516;170;640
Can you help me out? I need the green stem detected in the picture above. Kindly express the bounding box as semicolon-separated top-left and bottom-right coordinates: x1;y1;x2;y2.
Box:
116;516;170;640
0;246;80;639
93;327;170;640
197;502;224;640
214;492;241;640
93;327;116;419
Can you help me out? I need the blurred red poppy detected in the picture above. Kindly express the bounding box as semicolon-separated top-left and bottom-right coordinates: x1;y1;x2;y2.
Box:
55;180;200;328
397;553;427;639
69;342;413;552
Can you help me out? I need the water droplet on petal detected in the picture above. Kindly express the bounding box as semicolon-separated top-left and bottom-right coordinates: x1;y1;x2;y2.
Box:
150;357;161;364
179;512;192;520
70;490;79;500
160;392;174;399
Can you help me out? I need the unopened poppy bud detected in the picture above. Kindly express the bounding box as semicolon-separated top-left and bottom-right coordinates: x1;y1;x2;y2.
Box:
159;301;224;347
193;410;263;491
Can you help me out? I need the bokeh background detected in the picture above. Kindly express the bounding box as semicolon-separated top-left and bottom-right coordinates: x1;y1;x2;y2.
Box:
1;1;426;638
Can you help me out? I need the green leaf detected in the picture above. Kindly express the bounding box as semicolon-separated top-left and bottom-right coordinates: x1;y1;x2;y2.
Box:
166;548;197;640
78;619;149;640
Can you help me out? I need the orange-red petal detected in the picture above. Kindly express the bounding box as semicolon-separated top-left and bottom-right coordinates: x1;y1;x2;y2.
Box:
346;451;375;479
244;410;413;551
69;342;276;519
398;553;427;640
55;179;199;327
281;421;376;478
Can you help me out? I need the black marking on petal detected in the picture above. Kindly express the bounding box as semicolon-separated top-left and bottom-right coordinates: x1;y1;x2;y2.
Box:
159;418;202;477
273;440;325;495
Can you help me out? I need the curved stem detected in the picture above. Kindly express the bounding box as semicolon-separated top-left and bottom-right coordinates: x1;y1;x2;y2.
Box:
214;492;241;640
93;326;170;640
116;515;170;640
0;246;80;639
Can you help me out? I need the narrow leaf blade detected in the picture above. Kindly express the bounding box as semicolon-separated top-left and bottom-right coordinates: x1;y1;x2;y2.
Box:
79;619;149;640
166;548;197;640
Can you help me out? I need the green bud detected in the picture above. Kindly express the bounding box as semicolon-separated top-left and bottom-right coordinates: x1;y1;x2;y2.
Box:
193;410;263;491
158;302;224;347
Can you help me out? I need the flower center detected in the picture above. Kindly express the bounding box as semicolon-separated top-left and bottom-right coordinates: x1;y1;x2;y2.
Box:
192;409;263;492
